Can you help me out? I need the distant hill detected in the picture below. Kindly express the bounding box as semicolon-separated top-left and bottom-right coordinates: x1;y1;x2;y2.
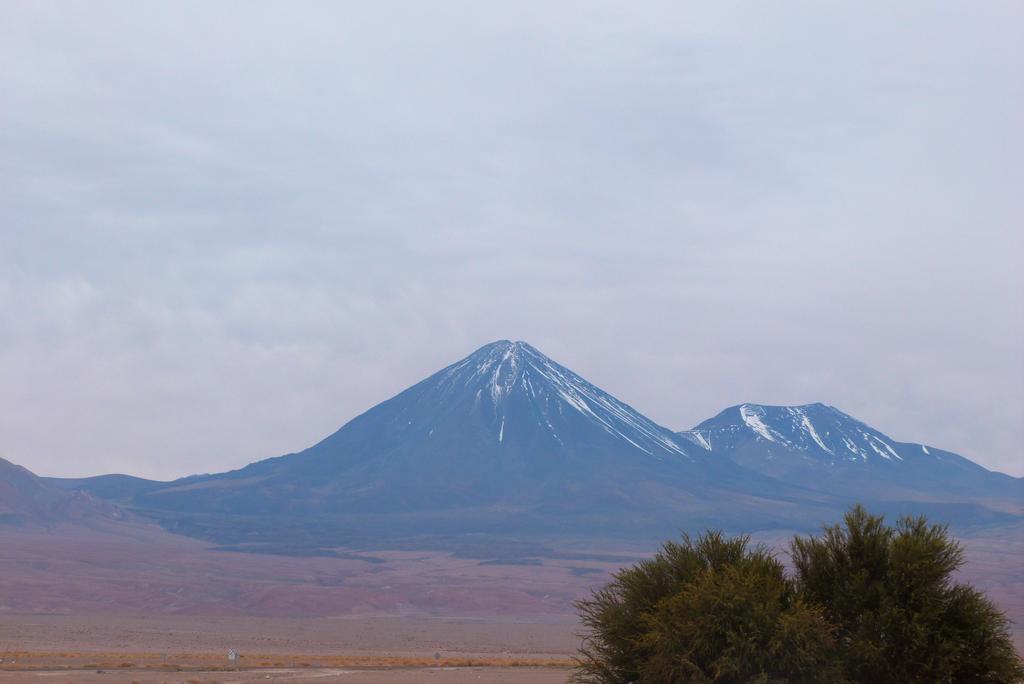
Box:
42;341;1022;555
44;473;167;501
0;457;124;527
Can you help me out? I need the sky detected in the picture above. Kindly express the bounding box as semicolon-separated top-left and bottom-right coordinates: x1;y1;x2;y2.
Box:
2;1;1022;480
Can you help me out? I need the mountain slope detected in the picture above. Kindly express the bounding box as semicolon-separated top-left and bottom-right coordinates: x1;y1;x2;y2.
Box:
678;403;1023;511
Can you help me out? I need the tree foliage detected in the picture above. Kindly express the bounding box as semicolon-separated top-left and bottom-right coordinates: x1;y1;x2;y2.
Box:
573;531;840;683
574;506;1023;683
791;504;1023;683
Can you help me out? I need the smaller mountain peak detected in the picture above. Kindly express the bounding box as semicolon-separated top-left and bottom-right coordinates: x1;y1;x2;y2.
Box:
735;401;830;412
690;403;914;464
727;402;858;423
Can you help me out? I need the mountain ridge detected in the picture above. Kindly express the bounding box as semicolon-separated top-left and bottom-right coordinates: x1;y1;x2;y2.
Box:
18;341;1021;554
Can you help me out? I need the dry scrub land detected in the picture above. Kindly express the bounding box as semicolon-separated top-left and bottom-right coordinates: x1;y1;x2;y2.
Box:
0;615;577;683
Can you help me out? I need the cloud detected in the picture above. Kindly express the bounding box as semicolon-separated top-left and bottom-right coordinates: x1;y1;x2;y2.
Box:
1;1;1021;478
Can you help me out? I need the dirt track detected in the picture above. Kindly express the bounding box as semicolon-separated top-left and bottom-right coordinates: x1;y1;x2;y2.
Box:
0;667;571;683
0;667;573;684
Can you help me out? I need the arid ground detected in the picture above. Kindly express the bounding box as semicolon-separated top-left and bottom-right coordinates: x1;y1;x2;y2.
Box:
2;519;1021;682
0;518;593;682
0;614;576;683
0;518;634;618
0;670;570;683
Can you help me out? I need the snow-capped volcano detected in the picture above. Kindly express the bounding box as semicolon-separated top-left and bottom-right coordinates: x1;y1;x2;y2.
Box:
128;341;760;530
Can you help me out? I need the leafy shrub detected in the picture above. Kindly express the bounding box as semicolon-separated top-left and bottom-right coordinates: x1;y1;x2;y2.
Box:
574;506;1023;683
573;531;840;683
791;505;1023;683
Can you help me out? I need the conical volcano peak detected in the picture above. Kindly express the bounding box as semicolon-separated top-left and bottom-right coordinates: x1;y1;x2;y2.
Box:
453;340;597;408
370;339;695;462
439;340;692;459
443;340;554;401
465;339;544;365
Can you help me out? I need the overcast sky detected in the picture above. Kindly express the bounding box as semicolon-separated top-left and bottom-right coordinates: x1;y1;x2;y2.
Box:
2;1;1022;480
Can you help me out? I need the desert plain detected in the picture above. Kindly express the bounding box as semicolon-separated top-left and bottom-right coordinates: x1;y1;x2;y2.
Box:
0;614;576;683
0;516;593;683
2;517;1021;683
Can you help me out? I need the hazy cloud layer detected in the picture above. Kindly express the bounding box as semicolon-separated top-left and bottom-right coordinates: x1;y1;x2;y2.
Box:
2;1;1021;479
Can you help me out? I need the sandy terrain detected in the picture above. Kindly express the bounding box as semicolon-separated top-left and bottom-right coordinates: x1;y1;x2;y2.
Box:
0;615;577;683
3;516;1017;623
0;615;579;658
0;519;630;618
0;667;570;683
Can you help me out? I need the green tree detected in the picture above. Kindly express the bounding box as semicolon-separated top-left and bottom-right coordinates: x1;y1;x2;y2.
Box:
791;504;1023;683
573;531;841;683
574;506;1024;683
